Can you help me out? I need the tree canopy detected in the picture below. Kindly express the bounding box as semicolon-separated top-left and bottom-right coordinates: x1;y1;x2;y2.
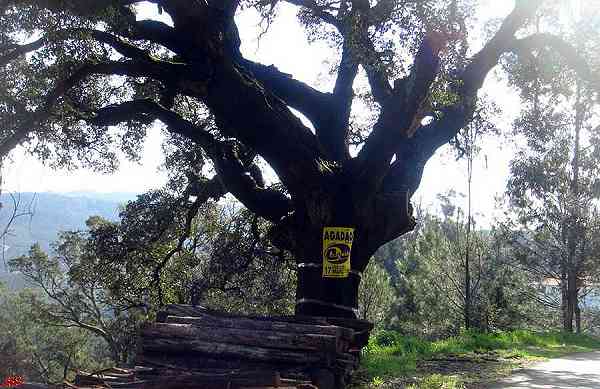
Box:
1;0;598;317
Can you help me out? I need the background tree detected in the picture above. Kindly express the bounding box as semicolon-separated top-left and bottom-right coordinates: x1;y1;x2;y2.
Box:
1;0;597;318
0;192;35;268
371;198;538;337
0;285;107;384
501;1;600;332
10;241;144;364
448;97;499;329
404;199;493;332
85;196;295;315
9;199;296;366
357;260;395;327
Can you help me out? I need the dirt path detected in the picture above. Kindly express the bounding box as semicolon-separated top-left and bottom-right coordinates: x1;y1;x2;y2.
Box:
489;351;600;388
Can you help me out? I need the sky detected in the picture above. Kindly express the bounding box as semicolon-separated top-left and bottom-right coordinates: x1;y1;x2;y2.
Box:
3;0;521;225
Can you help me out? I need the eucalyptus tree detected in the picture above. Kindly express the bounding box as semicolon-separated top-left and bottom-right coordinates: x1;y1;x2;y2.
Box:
1;0;597;318
502;1;600;332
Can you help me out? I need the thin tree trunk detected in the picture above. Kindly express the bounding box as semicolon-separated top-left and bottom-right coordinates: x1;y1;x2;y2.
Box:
561;275;570;331
566;268;577;332
464;223;471;330
464;132;474;330
565;81;583;333
63;352;73;380
575;301;582;333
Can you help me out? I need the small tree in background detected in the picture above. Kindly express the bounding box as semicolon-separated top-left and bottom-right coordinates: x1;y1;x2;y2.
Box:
0;286;107;384
358;260;395;327
376;200;539;337
10;242;143;364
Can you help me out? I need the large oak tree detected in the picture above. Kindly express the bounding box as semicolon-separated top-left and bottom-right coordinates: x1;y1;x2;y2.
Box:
1;0;597;318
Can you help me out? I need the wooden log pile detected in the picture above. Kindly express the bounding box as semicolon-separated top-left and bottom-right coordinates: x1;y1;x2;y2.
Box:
65;305;373;389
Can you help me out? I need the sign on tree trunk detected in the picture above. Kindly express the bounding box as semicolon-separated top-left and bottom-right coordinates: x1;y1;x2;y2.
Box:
322;227;354;278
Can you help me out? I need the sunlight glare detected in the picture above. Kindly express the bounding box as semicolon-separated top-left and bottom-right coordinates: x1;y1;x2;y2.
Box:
134;1;174;26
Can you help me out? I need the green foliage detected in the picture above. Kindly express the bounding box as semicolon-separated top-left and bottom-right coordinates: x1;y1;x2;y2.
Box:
0;286;109;383
9;241;145;364
84;194;295;315
358;260;396;327
7;197;296;370
377;200;538;337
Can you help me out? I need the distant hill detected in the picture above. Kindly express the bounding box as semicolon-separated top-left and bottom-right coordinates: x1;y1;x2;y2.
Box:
61;191;139;204
0;192;136;272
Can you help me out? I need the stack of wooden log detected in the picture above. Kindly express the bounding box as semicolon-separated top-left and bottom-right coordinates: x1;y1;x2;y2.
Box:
66;305;373;389
140;304;373;388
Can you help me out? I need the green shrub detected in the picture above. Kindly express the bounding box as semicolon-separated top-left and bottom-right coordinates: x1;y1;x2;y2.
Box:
392;336;432;356
375;330;404;347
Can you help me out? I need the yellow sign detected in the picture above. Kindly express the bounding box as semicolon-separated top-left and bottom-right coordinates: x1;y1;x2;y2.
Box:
322;227;354;278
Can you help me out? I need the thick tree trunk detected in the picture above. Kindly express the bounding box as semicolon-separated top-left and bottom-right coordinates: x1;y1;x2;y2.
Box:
296;268;362;318
273;175;414;319
294;235;366;319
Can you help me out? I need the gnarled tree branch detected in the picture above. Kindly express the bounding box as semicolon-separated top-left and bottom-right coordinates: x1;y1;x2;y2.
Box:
282;0;341;29
0;29;152;67
353;33;444;193
360;0;545;197
239;59;331;130
88;99;292;222
461;0;543;95
0;59;168;157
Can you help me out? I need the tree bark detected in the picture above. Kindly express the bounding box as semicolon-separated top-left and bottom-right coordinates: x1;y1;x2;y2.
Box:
276;183;414;319
293;233;365;319
290;207;412;318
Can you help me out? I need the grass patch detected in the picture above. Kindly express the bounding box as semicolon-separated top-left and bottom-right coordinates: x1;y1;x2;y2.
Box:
406;374;464;389
355;330;600;388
